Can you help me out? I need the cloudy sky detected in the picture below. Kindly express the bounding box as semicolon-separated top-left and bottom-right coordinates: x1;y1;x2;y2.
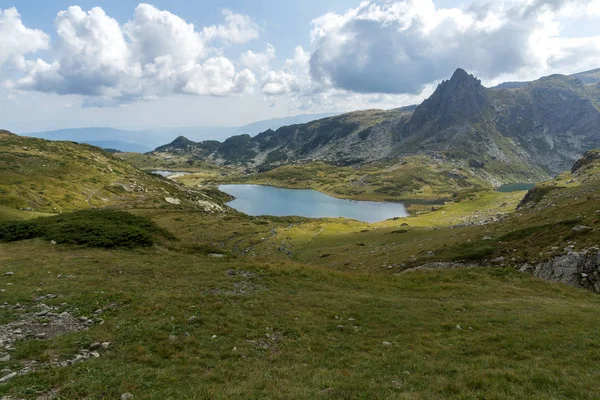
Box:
1;0;599;132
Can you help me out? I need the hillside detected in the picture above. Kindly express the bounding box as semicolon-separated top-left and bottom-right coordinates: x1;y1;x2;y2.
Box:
2;146;600;398
0;130;227;219
152;68;600;187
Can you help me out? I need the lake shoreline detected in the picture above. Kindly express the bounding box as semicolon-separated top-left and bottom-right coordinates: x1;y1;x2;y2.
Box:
218;184;410;223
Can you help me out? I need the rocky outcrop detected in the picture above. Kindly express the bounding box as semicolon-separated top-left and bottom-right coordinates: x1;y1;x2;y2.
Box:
571;150;600;173
519;250;600;293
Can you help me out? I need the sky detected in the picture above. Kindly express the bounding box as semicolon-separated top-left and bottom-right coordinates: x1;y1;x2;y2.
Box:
0;0;599;132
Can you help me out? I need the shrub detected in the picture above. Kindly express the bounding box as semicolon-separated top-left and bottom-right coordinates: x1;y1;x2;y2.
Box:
0;209;175;248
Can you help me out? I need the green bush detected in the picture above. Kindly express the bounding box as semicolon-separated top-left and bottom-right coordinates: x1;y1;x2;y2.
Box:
0;209;175;248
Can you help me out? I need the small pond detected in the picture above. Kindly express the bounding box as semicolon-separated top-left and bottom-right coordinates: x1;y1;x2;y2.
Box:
219;184;408;223
496;183;535;192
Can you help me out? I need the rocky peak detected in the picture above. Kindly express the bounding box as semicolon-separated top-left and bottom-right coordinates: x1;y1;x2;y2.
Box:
154;136;197;152
406;68;489;132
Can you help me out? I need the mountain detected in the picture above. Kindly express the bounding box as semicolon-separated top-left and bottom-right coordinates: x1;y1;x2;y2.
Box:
0;130;226;215
23;128;157;153
20;113;338;153
492;68;600;89
152;68;600;185
236;113;339;135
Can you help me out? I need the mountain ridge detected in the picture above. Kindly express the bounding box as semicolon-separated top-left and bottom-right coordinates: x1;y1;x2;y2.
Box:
151;67;600;186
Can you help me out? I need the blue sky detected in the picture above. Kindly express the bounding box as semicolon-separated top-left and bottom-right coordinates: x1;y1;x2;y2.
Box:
0;0;599;132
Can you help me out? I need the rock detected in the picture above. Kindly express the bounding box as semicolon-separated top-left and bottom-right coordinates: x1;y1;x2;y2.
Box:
492;257;505;263
382;341;392;346
50;240;57;245
0;354;9;362
164;197;181;205
336;325;344;330
188;316;198;323
207;253;226;258
121;393;134;400
90;352;100;358
456;324;462;330
35;333;46;339
0;372;17;383
101;342;111;349
90;342;102;350
572;225;592;232
522;249;600;293
2;272;14;276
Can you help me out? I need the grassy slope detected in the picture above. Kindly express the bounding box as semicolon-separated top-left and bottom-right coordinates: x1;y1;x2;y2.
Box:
0;132;227;220
2;133;600;398
2;230;600;399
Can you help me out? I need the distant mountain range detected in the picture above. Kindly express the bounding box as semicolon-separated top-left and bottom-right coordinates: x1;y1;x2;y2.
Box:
492;68;600;89
19;113;339;153
153;68;600;184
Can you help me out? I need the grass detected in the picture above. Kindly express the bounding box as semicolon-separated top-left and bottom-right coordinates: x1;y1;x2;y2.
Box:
3;132;600;398
0;132;224;213
2;239;600;399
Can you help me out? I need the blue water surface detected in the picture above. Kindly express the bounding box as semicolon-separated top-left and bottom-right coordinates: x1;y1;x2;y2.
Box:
219;184;408;223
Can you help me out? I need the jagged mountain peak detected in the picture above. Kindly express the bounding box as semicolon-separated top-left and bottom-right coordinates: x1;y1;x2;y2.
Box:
407;69;489;132
449;68;480;84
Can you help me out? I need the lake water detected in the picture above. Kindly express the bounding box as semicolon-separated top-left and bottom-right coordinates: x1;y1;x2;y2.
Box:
150;170;190;178
497;183;535;192
219;184;408;223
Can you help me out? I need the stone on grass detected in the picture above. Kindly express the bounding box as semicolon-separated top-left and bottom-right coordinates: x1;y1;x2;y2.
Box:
0;372;17;383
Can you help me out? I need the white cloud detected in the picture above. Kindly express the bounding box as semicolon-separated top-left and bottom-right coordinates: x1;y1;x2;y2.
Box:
241;44;276;73
203;9;260;45
7;4;258;105
306;0;600;94
0;8;50;68
183;57;256;96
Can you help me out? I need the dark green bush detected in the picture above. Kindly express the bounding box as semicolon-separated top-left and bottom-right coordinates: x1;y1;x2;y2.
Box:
0;209;175;248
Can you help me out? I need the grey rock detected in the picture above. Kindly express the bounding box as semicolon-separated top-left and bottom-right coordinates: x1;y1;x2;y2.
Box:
0;372;17;383
382;341;392;346
121;393;134;400
523;250;600;292
2;272;14;277
572;225;592;232
0;353;9;362
207;253;226;258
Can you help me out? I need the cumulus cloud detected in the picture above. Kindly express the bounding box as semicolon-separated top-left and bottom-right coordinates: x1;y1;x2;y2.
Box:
0;8;50;68
307;0;600;94
241;44;276;73
203;9;260;44
8;4;257;104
